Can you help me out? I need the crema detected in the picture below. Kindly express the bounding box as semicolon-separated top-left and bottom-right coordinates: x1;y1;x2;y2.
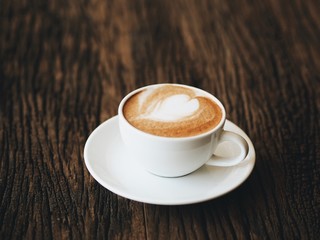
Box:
123;85;222;137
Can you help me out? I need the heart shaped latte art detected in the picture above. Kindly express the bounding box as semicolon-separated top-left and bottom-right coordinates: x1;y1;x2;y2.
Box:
123;85;222;137
140;94;199;121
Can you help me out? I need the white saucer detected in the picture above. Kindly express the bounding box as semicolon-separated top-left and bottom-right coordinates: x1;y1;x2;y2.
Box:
84;116;256;205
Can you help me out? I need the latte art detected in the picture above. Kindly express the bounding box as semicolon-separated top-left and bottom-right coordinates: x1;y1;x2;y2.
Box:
123;85;222;137
139;92;199;121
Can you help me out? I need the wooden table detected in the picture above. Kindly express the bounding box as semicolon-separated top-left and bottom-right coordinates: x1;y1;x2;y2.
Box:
1;0;319;239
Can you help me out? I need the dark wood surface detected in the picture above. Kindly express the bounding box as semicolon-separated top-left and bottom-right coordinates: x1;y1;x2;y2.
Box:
1;0;319;239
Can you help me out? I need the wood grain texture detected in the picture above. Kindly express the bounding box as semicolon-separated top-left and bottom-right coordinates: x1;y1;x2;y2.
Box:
0;0;319;239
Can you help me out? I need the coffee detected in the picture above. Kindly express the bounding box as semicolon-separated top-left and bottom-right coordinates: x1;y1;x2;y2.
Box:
123;85;222;137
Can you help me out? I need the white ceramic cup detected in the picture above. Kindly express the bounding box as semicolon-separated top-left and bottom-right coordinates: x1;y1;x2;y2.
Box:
118;84;249;177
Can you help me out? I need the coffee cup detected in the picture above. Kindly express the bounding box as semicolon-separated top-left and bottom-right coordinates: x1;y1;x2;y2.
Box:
118;83;248;177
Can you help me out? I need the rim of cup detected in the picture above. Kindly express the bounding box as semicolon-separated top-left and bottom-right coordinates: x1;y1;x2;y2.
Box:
118;83;227;141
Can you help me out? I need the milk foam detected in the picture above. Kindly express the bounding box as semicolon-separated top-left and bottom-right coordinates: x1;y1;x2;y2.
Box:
137;88;154;106
123;85;222;137
140;94;199;121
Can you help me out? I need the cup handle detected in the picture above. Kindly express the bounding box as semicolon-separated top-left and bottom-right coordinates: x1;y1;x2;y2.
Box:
206;131;249;167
